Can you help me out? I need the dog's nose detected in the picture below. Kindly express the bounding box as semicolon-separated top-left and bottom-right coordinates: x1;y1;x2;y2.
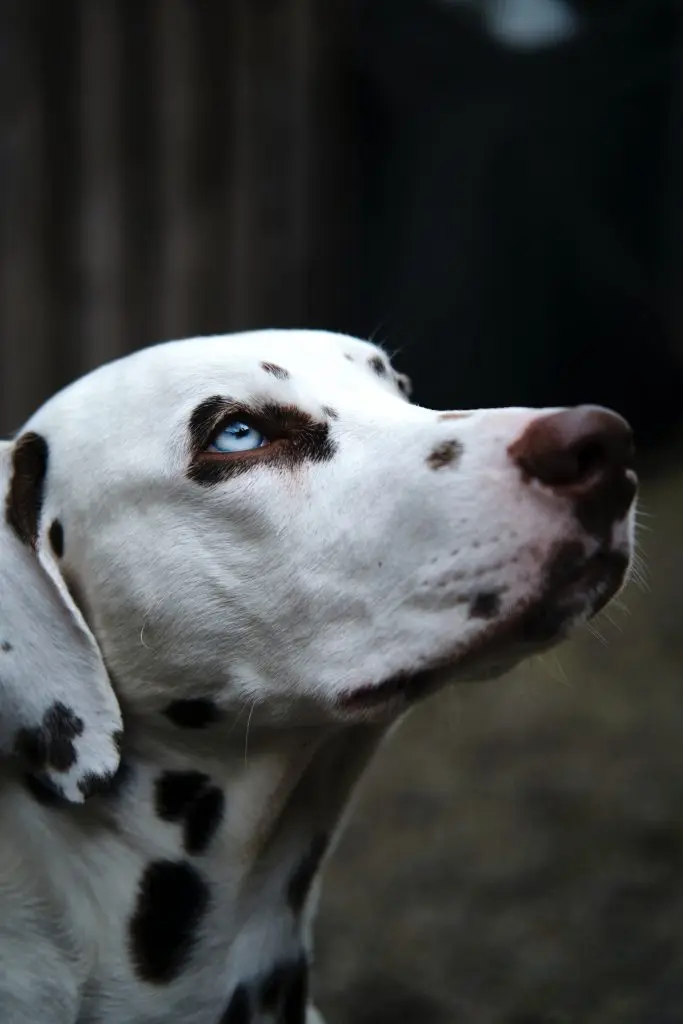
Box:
509;405;635;494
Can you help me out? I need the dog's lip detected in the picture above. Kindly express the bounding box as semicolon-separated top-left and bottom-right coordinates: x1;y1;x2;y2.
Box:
336;545;631;713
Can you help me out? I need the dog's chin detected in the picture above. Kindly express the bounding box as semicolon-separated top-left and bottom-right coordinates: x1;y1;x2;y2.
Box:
334;545;631;721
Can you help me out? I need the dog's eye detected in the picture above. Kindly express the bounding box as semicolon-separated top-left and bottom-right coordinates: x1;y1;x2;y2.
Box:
208;420;269;454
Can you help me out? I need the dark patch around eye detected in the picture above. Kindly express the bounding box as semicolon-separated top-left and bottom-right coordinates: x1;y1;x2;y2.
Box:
188;396;336;486
6;432;49;550
261;362;290;380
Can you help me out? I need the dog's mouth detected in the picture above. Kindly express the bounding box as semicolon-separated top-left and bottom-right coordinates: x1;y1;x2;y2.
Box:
336;543;630;716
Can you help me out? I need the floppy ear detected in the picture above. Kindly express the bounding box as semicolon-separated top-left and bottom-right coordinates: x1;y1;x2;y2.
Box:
0;435;123;802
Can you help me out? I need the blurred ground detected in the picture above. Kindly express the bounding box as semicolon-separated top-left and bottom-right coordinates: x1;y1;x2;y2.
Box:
315;441;683;1024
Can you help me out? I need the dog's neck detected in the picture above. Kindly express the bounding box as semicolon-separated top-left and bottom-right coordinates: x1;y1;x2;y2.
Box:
113;711;387;888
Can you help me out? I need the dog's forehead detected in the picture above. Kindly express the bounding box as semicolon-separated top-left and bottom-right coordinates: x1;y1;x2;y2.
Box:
33;330;394;432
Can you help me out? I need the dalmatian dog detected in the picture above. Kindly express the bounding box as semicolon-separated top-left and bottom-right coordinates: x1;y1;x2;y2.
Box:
0;329;636;1023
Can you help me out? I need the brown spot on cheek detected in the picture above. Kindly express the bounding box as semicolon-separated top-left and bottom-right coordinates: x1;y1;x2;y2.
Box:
439;412;470;421
260;362;290;380
6;432;49;550
427;440;463;470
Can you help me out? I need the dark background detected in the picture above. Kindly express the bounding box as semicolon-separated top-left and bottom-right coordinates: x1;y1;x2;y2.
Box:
2;2;683;1021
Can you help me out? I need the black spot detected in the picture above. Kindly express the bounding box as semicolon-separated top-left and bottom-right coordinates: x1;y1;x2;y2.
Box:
287;833;329;913
48;518;64;557
396;373;413;399
469;590;502;620
322;405;339;420
78;756;133;800
129;860;210;983
163;699;221;729
22;772;67;808
261;362;290;380
1;640;11;652
260;956;308;1023
14;701;84;773
344;353;354;362
220;983;251;1024
6;432;49;550
427;440;463;471
368;355;387;377
156;770;208;818
155;770;225;855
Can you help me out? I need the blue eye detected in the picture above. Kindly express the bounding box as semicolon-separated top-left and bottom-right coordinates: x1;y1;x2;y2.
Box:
208;420;268;454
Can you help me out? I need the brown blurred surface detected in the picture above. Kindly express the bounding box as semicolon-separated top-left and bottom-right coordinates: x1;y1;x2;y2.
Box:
315;447;683;1024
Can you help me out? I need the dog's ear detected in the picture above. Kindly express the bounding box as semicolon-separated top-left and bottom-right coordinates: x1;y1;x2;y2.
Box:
0;435;123;802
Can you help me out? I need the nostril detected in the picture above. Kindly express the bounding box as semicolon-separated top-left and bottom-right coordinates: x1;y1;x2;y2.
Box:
570;437;608;483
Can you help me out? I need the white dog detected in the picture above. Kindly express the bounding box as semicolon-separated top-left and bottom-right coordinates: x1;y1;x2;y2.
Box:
0;330;636;1023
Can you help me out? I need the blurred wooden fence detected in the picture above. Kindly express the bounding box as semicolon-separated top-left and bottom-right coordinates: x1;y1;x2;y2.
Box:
0;0;356;434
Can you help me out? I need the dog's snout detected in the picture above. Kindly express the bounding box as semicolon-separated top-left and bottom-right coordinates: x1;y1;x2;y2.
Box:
509;405;634;494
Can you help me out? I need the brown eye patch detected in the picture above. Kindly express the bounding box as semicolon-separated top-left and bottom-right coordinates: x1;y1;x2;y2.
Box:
188;396;336;486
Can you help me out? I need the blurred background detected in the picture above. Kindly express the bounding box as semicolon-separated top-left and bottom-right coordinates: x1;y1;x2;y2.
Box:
2;1;683;1021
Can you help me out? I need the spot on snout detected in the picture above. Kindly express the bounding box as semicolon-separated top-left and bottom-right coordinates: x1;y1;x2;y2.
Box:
48;518;64;558
287;833;329;913
438;411;471;421
368;355;388;377
14;701;84;773
155;770;225;855
1;640;12;652
129;860;210;984
261;361;290;380
469;590;503;620
163;699;221;729
427;440;463;471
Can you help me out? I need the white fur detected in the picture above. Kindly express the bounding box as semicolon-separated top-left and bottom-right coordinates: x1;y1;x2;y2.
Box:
0;329;635;1022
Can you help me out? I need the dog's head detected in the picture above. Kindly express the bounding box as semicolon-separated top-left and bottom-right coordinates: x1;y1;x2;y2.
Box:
0;330;637;799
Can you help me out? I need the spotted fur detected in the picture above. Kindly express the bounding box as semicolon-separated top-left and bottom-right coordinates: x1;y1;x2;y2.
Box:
0;329;636;1023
